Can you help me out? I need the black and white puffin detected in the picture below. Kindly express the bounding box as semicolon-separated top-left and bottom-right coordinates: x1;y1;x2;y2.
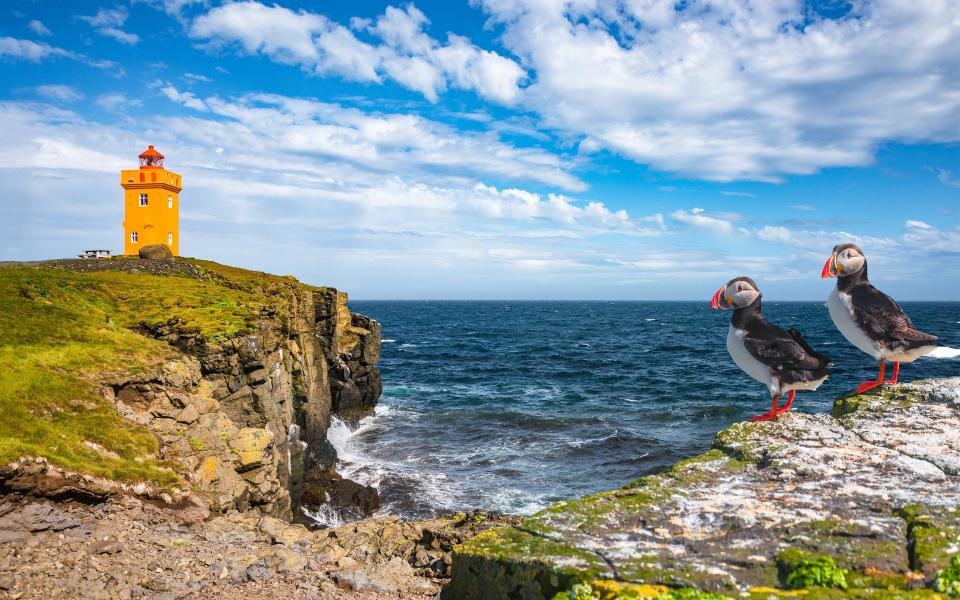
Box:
711;276;832;421
821;243;939;394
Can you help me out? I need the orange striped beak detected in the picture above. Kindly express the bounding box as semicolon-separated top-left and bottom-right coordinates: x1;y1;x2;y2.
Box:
821;254;836;279
710;286;726;309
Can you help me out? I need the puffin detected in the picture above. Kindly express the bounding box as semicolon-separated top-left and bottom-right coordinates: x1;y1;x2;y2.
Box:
821;243;939;394
711;276;832;421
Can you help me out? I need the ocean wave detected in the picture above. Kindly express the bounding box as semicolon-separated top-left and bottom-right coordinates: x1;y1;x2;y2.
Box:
488;489;549;516
301;502;345;528
566;430;618;448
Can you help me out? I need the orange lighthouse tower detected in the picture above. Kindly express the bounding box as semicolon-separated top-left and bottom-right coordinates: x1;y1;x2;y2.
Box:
120;146;182;256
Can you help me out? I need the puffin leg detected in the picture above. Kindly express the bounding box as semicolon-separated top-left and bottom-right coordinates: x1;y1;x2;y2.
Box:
776;390;796;414
855;360;886;395
884;362;901;385
749;395;780;422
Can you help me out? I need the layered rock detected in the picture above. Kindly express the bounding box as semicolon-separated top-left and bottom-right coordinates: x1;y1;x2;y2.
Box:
2;259;382;523
445;378;960;599
123;285;382;519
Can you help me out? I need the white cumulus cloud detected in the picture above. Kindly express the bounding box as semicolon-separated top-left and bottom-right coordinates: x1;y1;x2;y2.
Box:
188;1;526;105
477;0;960;181
671;208;736;235
78;7;140;45
0;37;73;62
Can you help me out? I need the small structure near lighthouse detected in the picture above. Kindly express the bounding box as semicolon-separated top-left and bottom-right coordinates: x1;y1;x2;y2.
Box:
120;146;182;256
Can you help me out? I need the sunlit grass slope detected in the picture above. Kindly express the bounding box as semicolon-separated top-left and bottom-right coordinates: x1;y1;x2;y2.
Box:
0;259;323;486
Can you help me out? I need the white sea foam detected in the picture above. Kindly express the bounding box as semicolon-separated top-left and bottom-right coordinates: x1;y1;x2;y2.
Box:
382;339;397;343
488;489;548;516
301;502;345;528
566;430;618;448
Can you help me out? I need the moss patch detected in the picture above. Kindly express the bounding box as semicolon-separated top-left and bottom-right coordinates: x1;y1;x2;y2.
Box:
777;549;848;590
551;581;732;600
934;555;960;597
899;505;960;577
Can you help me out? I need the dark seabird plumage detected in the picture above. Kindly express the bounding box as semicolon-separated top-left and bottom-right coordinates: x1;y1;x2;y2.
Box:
712;276;832;421
822;243;939;394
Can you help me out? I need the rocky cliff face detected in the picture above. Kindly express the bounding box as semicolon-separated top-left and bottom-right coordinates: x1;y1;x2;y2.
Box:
0;259;382;523
126;285;382;519
445;378;960;599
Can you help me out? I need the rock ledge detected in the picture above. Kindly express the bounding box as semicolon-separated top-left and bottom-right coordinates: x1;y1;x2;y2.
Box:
445;378;960;599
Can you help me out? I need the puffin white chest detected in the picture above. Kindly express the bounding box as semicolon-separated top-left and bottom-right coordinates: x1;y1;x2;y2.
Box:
726;325;773;388
827;288;881;359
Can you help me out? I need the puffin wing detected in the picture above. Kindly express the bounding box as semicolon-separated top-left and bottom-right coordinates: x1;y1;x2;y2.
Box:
742;321;830;373
849;284;938;347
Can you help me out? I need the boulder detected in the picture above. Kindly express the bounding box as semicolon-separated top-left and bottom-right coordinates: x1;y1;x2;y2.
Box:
257;515;310;546
301;471;380;521
138;244;173;260
229;427;274;471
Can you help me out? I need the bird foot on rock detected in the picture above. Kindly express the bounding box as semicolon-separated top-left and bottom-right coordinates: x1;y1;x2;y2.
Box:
855;380;883;395
748;411;778;422
774;391;796;415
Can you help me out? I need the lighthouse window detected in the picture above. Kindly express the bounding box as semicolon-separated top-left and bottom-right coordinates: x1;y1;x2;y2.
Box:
168;232;173;246
130;232;138;243
139;193;148;206
168;195;173;208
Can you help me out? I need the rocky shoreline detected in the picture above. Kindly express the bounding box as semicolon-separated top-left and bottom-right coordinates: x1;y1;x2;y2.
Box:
0;494;514;599
4;258;960;599
0;257;518;598
5;377;959;599
445;377;960;599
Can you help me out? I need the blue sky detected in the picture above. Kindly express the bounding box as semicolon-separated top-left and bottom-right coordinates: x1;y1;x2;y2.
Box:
1;0;958;299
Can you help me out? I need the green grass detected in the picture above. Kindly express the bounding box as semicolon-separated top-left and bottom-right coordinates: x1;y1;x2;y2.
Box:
0;261;323;487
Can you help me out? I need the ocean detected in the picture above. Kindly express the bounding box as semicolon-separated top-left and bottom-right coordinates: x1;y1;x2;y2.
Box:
327;300;960;522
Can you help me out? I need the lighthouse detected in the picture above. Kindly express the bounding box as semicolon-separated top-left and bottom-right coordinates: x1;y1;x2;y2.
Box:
120;146;182;256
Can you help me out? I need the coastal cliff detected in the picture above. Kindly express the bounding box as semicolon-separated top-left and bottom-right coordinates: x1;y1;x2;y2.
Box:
0;257;381;521
4;261;960;599
445;378;960;599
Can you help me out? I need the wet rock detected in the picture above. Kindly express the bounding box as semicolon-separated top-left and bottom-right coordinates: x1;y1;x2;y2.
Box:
301;471;379;521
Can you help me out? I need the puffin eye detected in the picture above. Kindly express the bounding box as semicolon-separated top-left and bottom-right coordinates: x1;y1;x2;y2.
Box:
736;283;743;292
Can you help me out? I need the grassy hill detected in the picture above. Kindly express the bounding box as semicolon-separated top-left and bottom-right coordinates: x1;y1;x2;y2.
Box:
0;257;328;488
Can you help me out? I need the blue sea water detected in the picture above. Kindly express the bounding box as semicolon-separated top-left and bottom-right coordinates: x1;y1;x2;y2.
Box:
330;301;960;520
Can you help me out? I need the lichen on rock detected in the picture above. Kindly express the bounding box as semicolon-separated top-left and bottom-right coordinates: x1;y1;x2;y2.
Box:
446;378;960;599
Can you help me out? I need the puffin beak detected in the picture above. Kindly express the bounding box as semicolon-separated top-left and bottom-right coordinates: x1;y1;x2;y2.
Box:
821;254;837;279
710;286;726;310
